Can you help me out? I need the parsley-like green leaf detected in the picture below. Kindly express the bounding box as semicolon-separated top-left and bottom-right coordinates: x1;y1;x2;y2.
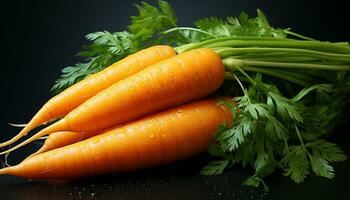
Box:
282;146;310;183
200;159;231;175
243;176;261;187
265;115;287;140
309;155;334;179
51;63;96;94
243;176;269;192
129;1;177;45
195;17;226;30
268;91;303;122
195;9;286;38
307;140;347;162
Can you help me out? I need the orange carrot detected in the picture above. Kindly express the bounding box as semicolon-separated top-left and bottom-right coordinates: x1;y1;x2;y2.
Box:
36;131;89;154
22;131;95;161
0;45;176;147
0;48;225;155
29;127;120;158
0;98;232;179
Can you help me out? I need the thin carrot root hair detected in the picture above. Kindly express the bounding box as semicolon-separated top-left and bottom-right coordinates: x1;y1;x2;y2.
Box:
0;120;67;156
8;123;28;128
0;152;12;168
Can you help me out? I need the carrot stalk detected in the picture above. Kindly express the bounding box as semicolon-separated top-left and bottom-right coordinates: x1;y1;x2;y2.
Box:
0;45;176;148
0;48;224;155
0;98;232;179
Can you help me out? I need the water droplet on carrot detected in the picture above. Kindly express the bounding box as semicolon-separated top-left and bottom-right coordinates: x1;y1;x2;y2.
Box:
176;109;184;113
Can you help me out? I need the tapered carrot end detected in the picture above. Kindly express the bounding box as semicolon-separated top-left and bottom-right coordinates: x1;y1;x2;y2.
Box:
1;107;55;148
0;120;67;155
0;166;14;176
23;146;46;161
0;125;32;148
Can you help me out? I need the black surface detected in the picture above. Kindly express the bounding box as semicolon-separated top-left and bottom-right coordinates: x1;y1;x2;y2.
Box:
1;0;349;199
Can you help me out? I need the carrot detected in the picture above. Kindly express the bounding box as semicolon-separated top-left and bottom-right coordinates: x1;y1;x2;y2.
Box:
35;131;89;154
22;131;95;161
0;98;232;179
28;127;119;158
0;48;225;155
0;45;176;147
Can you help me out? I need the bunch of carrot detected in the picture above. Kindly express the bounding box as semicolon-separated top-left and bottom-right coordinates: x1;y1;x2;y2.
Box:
1;1;350;185
0;46;232;179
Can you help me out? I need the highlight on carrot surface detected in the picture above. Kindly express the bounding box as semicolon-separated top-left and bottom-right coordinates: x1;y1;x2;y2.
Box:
0;45;177;148
0;48;224;156
0;98;233;179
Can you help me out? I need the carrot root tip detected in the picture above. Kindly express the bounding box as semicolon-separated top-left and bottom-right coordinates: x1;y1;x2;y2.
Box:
8;123;28;127
4;153;12;167
38;136;49;140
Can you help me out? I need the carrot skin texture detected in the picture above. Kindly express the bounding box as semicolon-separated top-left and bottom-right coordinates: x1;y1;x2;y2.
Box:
0;48;224;155
0;45;176;147
0;98;232;179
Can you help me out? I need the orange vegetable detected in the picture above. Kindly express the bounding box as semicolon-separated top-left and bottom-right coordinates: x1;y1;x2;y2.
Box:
0;48;224;155
22;131;96;160
27;128;118;158
0;98;232;179
35;131;91;155
0;45;176;147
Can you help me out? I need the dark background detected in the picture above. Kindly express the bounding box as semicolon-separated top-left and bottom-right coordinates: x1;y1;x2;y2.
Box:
0;0;349;199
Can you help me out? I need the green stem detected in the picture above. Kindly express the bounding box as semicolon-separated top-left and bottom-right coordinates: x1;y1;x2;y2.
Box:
295;125;306;149
242;66;309;86
284;30;317;41
162;27;217;38
294;125;313;159
215;47;350;62
233;74;247;96
204;40;350;54
244;56;319;63
231;52;316;62
334;42;350;46
224;72;234;80
175;36;296;53
158;15;178;27
259;178;269;192
243;60;350;71
234;65;255;85
223;58;322;85
270;69;316;83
